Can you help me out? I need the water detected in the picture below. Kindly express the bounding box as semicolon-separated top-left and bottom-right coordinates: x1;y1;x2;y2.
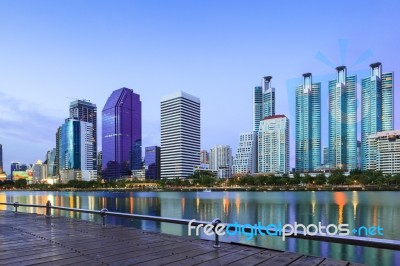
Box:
0;190;399;265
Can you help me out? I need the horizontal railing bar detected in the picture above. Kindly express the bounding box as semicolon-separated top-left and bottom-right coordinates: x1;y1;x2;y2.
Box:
1;201;399;251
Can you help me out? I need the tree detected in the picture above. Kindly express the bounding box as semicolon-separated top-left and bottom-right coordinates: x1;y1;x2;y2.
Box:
14;178;27;188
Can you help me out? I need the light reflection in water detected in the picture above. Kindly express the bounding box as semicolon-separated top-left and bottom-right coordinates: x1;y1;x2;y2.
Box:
352;191;358;220
0;191;399;265
334;192;347;224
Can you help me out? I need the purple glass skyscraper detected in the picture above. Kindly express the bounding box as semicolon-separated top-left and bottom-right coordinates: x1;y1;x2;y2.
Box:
102;88;142;180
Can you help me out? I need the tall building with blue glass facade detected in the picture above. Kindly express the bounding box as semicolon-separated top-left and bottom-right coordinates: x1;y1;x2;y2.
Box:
295;73;321;172
329;66;357;170
253;76;275;131
145;146;160;180
361;63;394;170
59;119;94;171
102;88;142;180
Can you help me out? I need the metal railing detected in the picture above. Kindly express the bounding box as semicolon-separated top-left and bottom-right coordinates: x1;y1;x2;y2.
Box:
1;201;400;251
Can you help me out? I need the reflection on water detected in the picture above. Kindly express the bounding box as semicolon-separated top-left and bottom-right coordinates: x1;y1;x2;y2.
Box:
0;190;399;265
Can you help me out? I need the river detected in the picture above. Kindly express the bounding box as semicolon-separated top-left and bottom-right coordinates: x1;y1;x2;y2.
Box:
0;190;399;265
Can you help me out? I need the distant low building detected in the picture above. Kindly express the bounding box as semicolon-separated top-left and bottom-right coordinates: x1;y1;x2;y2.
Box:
365;130;400;174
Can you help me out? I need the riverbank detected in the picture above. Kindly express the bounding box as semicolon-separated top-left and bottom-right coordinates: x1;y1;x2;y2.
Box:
1;185;400;192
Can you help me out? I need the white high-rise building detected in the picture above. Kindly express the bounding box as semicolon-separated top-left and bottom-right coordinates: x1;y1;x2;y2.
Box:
232;132;257;175
258;115;289;174
365;130;400;174
160;91;200;179
210;145;232;178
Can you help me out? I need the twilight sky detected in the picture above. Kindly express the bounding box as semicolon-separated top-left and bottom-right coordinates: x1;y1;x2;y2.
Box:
0;0;399;174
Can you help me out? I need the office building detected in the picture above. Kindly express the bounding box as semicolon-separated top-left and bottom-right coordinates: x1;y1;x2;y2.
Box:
233;132;257;174
210;145;232;178
97;151;102;178
59;119;94;172
47;148;57;177
258;115;289;174
329;66;357;170
295;73;321;172
160;91;200;179
10;161;20;178
200;150;209;164
70;100;97;171
361;63;394;170
365;130;400;174
145;146;160;180
253;76;275;131
32;160;47;183
102;88;142;180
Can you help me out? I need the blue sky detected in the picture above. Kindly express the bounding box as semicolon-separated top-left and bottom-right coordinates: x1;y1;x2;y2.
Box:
0;0;399;173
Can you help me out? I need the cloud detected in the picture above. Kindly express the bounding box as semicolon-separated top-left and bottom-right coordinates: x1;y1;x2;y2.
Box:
0;91;64;143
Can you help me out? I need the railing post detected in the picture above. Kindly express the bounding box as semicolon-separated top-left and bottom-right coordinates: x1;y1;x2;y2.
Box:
212;218;222;248
13;202;19;214
100;208;108;226
46;200;51;217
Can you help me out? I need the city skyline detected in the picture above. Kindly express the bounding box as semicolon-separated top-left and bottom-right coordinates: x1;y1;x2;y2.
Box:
1;1;399;174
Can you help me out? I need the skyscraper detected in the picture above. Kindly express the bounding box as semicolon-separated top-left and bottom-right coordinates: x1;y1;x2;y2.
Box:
70;100;97;171
47;148;57;177
160;91;200;179
253;76;275;131
145;146;161;180
102;88;142;180
361;63;394;170
329;66;357;170
295;73;321;172
232;132;258;174
59;119;94;171
258;115;289;174
210;145;232;178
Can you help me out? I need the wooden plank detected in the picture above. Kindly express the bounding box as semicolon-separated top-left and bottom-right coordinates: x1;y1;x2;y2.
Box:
251;251;303;266
319;259;350;266
198;248;280;266
288;255;325;266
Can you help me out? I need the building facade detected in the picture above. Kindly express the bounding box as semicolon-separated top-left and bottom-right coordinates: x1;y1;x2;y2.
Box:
69;100;97;171
59;119;94;172
365;130;400;174
47;148;57;177
361;63;394;170
210;145;232;178
145;146;160;180
258;115;289;174
160;91;200;179
200;150;210;165
102;88;142;180
253;76;275;131
329;66;357;170
295;73;321;172
232;132;258;174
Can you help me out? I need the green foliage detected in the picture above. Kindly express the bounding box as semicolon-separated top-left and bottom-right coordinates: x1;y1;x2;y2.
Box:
14;179;27;188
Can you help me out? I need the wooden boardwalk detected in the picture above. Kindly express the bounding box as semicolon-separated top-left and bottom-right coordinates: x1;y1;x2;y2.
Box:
0;211;363;266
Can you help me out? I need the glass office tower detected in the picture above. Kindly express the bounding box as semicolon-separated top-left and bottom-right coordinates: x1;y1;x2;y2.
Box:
253;76;275;131
295;73;321;172
329;66;357;170
145;146;160;180
361;63;394;170
102;88;142;180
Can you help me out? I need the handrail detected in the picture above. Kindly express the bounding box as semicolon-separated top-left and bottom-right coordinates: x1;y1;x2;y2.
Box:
1;201;400;251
